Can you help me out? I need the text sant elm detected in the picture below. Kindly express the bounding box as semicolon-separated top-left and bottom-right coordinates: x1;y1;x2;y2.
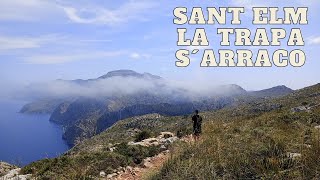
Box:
173;7;308;67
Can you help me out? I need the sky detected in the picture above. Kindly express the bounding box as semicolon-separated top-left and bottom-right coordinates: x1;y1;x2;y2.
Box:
0;0;320;96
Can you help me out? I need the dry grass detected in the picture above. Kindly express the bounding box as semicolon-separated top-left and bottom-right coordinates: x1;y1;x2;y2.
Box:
150;84;320;179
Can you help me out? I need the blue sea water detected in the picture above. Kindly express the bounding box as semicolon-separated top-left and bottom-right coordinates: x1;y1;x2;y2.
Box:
0;100;69;166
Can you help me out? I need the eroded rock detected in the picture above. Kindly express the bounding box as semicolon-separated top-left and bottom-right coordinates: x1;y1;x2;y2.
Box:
1;168;32;180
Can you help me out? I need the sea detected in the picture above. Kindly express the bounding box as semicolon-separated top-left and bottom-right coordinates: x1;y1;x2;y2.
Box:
0;100;69;166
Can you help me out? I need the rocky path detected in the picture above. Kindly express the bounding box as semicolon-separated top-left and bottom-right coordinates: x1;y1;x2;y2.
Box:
113;150;170;180
104;135;194;180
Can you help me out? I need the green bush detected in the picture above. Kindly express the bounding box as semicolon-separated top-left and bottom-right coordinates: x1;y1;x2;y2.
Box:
134;130;152;142
115;143;161;165
21;152;129;179
176;126;192;138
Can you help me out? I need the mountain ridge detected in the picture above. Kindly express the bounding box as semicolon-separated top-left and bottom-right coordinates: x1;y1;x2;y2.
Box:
249;85;293;97
20;70;294;146
55;70;162;84
18;82;320;179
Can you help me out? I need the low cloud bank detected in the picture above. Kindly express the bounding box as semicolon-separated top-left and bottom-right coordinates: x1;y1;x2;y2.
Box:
16;76;244;101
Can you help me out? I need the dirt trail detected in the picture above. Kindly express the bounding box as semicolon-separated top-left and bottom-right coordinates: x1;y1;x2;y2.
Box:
115;150;170;180
111;135;194;180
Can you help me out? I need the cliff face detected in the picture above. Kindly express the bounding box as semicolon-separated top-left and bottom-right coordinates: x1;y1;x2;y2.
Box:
49;93;241;146
20;99;64;114
49;98;107;145
51;100;195;146
0;162;16;176
50;98;106;125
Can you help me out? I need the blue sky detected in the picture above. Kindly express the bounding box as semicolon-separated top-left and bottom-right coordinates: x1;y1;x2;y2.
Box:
0;0;320;93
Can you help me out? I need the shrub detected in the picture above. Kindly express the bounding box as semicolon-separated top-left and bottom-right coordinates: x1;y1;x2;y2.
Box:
163;134;173;139
115;143;160;165
134;130;152;142
176;126;192;138
85;152;129;175
301;133;320;179
21;152;129;179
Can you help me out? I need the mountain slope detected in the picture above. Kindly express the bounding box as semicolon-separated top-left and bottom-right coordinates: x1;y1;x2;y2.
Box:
98;70;162;80
20;70;250;146
249;85;293;98
20;113;192;179
20;83;320;179
20;99;64;114
20;70;294;146
151;83;320;179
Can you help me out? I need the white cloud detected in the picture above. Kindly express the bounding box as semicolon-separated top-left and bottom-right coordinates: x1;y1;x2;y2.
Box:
130;53;140;59
61;0;157;25
130;52;151;59
186;46;211;51
231;0;318;9
230;0;265;9
308;36;320;45
0;33;153;64
296;0;320;6
0;34;62;50
24;51;126;64
21;74;241;100
0;34;116;54
0;0;62;21
78;39;112;43
24;76;165;98
0;0;158;25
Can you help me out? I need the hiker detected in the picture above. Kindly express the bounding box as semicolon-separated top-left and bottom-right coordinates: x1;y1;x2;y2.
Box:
192;110;202;141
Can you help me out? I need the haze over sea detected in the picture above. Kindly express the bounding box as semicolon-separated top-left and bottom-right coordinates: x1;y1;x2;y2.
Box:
0;100;69;166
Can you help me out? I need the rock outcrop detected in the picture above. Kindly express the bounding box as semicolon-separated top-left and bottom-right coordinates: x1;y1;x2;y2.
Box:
128;132;178;147
103;132;179;180
19;99;64;114
0;168;32;180
0;162;16;176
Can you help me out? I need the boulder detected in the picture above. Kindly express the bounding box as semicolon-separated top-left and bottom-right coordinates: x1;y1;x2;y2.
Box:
1;168;32;180
287;152;301;160
291;106;310;113
159;132;174;138
106;173;117;179
160;145;166;150
99;171;106;177
142;159;153;168
0;162;16;176
128;132;178;147
126;166;133;172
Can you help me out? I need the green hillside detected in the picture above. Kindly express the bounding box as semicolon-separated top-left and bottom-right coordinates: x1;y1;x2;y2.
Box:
20;83;320;179
151;83;320;179
20;114;193;179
